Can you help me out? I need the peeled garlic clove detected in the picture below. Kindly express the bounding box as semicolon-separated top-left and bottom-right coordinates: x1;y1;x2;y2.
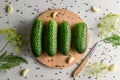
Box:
91;6;99;12
67;56;75;64
52;12;58;18
22;68;29;76
109;64;116;71
7;5;13;13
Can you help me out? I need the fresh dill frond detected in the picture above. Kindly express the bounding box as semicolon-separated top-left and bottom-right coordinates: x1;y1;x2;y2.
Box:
85;62;109;80
0;51;28;72
0;28;23;53
105;34;120;46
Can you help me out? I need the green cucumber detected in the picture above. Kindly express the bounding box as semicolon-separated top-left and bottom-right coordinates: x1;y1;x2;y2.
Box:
74;22;87;53
46;20;57;57
31;18;43;57
59;21;71;55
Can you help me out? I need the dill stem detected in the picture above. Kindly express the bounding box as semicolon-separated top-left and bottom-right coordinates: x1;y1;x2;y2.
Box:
113;28;120;34
0;41;9;53
96;73;98;80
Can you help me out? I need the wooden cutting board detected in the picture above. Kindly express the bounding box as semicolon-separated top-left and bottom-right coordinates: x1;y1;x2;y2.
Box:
36;9;89;68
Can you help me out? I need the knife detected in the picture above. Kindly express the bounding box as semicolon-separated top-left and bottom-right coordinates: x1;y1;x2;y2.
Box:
72;41;101;78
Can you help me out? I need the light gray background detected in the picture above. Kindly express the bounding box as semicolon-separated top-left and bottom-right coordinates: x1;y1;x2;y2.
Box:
0;0;120;80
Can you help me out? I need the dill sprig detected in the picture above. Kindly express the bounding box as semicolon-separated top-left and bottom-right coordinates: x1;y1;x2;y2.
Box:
98;14;120;37
0;29;23;53
85;62;109;80
105;34;120;46
0;51;28;72
0;28;28;72
98;14;120;46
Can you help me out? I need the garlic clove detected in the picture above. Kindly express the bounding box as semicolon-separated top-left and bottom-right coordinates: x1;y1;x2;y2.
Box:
21;68;29;76
52;12;58;18
109;64;117;71
66;56;75;64
7;5;13;13
91;6;99;12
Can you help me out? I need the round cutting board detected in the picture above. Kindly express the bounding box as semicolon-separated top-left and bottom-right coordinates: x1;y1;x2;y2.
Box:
37;9;89;68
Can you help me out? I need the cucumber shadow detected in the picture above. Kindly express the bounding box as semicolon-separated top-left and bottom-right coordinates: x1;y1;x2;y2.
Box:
15;18;36;58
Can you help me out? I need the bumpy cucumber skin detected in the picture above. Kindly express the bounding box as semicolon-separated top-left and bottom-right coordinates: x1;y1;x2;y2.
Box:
31;18;43;57
74;22;87;54
46;20;57;57
59;21;71;55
